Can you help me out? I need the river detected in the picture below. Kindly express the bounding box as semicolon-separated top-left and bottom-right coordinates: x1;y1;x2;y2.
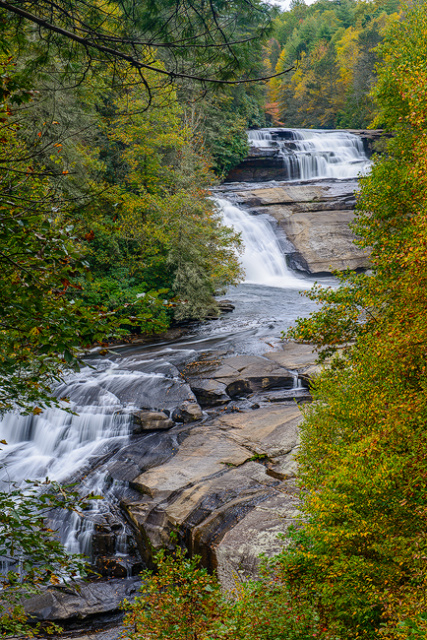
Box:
0;128;371;627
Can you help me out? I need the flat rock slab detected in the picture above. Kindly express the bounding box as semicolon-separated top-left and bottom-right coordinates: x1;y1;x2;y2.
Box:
217;406;301;458
234;185;333;206
123;404;303;576
263;342;320;379
132;428;251;498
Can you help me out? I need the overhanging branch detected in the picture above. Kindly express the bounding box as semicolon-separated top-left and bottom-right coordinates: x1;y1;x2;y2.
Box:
0;1;293;85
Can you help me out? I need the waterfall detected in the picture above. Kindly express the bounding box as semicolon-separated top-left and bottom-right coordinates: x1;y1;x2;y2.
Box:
0;358;183;562
215;197;308;289
248;128;371;181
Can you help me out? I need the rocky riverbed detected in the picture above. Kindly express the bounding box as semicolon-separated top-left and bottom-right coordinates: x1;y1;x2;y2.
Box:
21;340;319;632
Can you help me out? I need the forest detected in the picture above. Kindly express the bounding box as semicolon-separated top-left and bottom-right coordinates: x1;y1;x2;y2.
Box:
1;0;427;638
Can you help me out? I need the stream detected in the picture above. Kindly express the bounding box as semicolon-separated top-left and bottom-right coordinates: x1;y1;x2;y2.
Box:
0;128;371;629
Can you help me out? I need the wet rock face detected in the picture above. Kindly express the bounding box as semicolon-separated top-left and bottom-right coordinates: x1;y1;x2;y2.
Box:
24;343;318;624
220;181;369;275
225;129;385;183
23;577;141;622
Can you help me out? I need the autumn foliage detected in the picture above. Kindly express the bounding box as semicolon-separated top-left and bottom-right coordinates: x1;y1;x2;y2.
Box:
283;2;427;637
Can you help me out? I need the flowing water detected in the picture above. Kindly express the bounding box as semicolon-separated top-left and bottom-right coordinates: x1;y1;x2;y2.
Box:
0;128;370;569
215;197;309;289
248;128;371;181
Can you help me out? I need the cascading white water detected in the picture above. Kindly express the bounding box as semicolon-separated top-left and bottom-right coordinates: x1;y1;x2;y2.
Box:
0;363;133;563
0;357;187;562
215;197;308;289
248;128;371;181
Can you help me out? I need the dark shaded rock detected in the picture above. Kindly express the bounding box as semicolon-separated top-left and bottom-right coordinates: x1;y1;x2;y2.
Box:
107;429;188;482
217;299;235;313
93;555;140;579
172;401;203;423
91;532;115;557
99;373;196;414
226;379;252;398
23;578;141;622
190;379;230;407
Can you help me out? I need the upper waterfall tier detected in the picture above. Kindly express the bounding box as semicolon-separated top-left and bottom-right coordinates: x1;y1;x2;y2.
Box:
226;128;373;183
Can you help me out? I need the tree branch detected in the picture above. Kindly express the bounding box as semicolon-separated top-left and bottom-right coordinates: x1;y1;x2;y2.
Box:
0;1;293;85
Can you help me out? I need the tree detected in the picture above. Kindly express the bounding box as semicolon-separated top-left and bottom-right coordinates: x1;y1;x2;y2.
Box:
0;55;126;413
267;0;400;129
281;2;427;637
0;469;98;637
0;0;290;100
1;0;266;412
122;546;225;640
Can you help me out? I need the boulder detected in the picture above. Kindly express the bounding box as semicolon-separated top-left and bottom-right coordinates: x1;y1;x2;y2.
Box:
190;379;230;407
23;577;141;622
131;410;173;433
266;449;299;481
217;299;235;313
263;342;317;371
251;388;312;403
172;401;203;423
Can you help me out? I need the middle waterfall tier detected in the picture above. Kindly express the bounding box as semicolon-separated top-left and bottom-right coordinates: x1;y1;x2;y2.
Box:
215;196;308;289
